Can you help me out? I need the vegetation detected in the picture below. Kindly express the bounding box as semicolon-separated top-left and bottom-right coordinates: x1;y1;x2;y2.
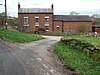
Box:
79;24;89;33
0;13;5;27
70;11;80;15
0;13;18;30
0;28;42;43
64;35;100;46
54;42;100;75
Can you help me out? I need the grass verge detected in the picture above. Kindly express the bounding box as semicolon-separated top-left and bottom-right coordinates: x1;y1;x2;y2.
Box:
54;42;100;75
0;28;43;43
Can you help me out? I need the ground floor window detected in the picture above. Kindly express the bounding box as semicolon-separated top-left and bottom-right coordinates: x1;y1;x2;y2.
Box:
35;26;39;31
23;26;29;32
45;26;49;31
35;16;39;26
24;17;29;26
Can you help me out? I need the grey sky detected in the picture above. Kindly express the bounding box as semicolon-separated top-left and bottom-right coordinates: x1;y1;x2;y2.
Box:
0;0;100;17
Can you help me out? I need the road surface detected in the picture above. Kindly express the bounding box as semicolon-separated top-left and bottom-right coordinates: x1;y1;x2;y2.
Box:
0;40;26;75
0;36;67;75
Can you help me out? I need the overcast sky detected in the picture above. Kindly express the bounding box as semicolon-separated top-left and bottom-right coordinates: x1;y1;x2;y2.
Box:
0;0;100;17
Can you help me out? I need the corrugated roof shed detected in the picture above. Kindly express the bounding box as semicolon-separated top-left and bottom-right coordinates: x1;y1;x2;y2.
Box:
54;15;92;22
18;8;53;13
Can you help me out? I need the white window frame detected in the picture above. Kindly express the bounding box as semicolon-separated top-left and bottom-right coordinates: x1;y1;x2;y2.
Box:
45;16;49;18
35;16;39;26
23;17;29;26
45;16;49;31
35;16;39;18
45;16;49;26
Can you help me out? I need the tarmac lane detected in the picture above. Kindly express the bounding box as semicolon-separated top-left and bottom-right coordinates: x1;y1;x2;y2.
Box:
0;36;66;75
0;41;26;75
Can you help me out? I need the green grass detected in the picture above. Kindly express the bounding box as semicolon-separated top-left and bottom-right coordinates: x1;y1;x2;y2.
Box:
64;35;100;46
54;42;100;75
0;28;43;43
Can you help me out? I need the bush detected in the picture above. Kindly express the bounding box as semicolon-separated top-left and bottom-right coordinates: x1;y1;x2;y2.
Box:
79;24;89;33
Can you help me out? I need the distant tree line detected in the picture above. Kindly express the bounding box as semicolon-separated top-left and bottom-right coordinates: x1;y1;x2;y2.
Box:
70;11;80;15
0;12;18;28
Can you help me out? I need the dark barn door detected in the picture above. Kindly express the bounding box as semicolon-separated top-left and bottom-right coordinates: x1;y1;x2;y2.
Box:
92;27;95;32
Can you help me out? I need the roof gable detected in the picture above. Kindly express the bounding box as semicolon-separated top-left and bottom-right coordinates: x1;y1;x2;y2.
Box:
54;15;91;22
18;8;53;14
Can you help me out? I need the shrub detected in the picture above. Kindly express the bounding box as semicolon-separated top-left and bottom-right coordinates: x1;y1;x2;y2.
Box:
79;24;89;33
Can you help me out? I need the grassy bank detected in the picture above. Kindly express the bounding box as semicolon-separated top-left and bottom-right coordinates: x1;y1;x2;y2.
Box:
54;42;100;75
64;35;100;46
0;28;42;43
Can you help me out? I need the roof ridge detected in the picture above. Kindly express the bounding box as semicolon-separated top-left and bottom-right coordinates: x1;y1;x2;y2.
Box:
20;8;51;9
54;15;89;16
54;15;91;22
18;8;53;13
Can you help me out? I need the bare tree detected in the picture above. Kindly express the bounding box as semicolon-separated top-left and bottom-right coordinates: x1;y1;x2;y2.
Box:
92;14;100;18
70;11;80;15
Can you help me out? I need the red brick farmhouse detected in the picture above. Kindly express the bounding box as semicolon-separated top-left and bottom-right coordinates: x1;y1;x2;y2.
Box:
18;3;92;33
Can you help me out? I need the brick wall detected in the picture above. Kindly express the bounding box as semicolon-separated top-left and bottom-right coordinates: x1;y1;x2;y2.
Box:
18;14;92;33
53;21;92;33
54;20;63;32
18;13;53;33
63;22;92;32
91;16;95;24
95;28;100;33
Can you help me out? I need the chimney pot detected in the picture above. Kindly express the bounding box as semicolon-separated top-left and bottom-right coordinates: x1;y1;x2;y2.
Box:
18;2;20;10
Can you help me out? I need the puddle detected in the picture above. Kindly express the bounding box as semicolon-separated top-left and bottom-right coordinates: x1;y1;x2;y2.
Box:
49;40;57;45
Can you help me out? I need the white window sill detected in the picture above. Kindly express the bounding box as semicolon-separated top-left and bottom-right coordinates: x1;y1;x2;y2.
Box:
45;24;49;26
45;30;49;31
35;25;39;26
23;24;29;26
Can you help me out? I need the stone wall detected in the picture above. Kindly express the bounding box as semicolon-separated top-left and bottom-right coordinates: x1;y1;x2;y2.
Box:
61;38;100;61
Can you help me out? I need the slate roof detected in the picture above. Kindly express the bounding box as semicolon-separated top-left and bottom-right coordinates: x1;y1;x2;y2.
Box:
18;8;53;13
54;15;91;22
94;18;100;22
92;24;100;28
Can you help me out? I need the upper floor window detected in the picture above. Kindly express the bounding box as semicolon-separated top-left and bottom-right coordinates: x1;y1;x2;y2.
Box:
45;16;49;26
35;16;39;26
24;17;29;26
45;16;49;31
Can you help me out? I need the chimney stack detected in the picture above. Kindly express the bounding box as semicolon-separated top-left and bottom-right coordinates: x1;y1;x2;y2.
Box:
18;2;20;10
51;3;53;10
